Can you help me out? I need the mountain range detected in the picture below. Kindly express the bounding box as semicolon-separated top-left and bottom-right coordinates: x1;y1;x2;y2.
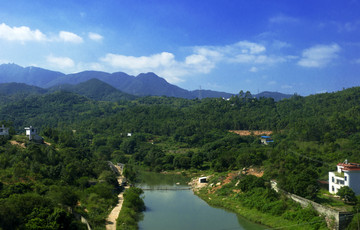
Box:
0;63;293;100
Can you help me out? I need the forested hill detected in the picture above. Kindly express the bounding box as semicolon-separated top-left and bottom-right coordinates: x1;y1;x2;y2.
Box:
1;86;359;141
48;78;137;101
0;86;360;228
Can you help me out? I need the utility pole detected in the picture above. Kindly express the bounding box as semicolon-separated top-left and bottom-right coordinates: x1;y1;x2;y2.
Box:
357;207;359;230
199;85;202;100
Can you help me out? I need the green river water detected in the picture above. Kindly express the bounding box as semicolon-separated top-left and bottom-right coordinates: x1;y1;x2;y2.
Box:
137;171;266;230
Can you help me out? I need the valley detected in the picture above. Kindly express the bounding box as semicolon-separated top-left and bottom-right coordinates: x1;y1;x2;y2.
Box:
0;78;360;229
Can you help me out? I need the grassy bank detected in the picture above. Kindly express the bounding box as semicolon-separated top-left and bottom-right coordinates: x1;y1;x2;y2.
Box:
116;187;145;230
194;174;328;230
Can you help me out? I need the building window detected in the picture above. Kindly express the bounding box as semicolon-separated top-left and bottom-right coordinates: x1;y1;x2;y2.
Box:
345;176;347;181
332;177;334;182
338;180;344;185
332;186;334;191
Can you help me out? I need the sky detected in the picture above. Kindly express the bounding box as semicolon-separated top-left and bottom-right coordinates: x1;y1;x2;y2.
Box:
0;0;360;95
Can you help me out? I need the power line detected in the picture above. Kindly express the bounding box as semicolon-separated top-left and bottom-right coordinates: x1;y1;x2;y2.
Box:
288;150;332;166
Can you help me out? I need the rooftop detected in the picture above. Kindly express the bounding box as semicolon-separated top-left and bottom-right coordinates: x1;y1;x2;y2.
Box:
338;162;360;171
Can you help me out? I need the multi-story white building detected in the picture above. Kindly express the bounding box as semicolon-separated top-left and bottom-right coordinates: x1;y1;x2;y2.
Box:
329;160;360;195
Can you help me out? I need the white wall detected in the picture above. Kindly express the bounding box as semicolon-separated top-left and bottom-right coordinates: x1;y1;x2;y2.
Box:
346;171;360;195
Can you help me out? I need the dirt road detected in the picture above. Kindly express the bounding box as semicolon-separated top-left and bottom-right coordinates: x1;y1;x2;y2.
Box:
105;165;127;230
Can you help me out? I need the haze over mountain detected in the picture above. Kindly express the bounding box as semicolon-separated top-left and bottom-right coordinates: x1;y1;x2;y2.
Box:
0;82;46;95
0;63;292;100
48;78;137;101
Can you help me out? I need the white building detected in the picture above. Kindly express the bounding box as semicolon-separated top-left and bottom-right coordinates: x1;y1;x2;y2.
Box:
24;126;43;142
260;136;273;145
0;125;9;136
25;126;36;140
199;177;207;183
329;160;360;195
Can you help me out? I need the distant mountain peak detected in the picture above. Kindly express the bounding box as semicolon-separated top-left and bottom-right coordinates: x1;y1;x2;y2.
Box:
136;72;162;79
0;63;293;100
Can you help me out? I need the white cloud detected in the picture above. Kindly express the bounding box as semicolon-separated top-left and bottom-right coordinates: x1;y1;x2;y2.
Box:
0;23;87;45
298;44;340;68
249;67;258;72
101;52;175;70
0;23;47;42
100;51;217;83
272;40;291;49
281;85;293;89
268;81;277;85
235;41;266;54
58;31;83;43
100;40;291;83
47;55;75;69
331;20;360;33
88;32;103;41
185;54;215;73
269;15;299;24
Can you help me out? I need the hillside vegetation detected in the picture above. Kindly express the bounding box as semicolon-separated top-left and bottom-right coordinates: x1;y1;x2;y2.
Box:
1;87;360;229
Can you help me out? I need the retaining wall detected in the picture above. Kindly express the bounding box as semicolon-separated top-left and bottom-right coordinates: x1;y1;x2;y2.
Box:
271;180;353;230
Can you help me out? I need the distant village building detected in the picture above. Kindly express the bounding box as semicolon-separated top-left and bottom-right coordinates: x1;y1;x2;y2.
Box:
127;133;132;137
0;125;9;136
199;177;207;183
329;160;360;195
24;126;43;143
260;136;273;145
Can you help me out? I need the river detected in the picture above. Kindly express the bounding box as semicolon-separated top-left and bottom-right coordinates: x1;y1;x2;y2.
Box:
137;171;265;230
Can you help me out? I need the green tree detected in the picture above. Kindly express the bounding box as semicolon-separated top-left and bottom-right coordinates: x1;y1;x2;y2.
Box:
337;186;357;203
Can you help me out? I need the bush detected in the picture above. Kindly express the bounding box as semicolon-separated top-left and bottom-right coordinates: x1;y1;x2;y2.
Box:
237;175;265;192
337;186;357;203
116;187;145;230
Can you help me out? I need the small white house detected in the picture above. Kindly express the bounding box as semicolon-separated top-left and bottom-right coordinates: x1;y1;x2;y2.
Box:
0;125;9;136
260;136;274;145
25;126;36;140
24;126;43;142
199;177;207;183
329;160;360;195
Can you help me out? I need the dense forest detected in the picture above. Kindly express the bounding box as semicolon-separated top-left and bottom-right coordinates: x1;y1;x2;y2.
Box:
1;87;360;229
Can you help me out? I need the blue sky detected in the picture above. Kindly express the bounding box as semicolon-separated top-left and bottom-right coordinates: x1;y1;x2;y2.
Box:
0;0;360;95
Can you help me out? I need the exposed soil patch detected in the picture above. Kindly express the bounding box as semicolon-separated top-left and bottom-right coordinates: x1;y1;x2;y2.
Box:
243;167;264;177
44;141;51;146
229;130;273;136
190;167;264;194
10;140;26;148
210;171;239;193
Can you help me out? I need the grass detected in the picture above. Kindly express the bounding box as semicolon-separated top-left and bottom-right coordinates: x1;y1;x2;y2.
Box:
196;189;328;230
316;189;353;212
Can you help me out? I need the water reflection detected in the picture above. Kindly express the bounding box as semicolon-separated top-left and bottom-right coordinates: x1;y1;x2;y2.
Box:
137;171;265;230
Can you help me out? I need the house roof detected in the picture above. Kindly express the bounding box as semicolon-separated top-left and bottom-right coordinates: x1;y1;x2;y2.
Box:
261;136;272;139
338;162;360;171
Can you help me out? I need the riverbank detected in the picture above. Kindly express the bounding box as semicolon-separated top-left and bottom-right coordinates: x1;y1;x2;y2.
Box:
190;175;328;230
